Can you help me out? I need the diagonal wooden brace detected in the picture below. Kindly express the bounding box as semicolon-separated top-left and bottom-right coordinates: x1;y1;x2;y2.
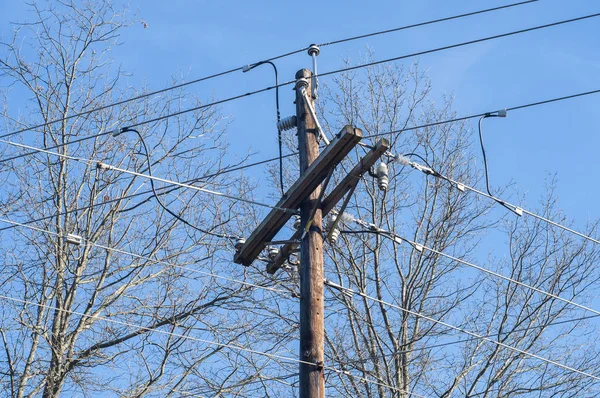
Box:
234;126;363;266
267;138;389;274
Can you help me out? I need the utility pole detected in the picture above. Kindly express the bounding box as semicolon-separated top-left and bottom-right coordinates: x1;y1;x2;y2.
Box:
233;65;388;398
296;68;324;398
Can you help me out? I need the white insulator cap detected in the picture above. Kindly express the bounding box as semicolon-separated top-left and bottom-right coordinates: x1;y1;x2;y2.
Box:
277;115;297;131
235;238;246;251
326;211;341;245
293;215;301;230
375;162;389;191
329;228;340;245
268;247;279;260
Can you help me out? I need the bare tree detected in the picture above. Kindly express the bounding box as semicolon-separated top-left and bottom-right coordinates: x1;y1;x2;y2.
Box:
0;1;283;397
311;59;600;397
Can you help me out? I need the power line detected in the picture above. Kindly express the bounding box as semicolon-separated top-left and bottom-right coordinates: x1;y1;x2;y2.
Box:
404;157;600;246
0;138;297;213
8;10;596;146
318;1;538;47
0;291;425;397
0;216;288;296
4;13;599;164
0;1;538;141
324;280;600;382
0;152;297;233
327;279;600;365
106;13;600;134
364;88;600;140
341;226;600;318
318;12;600;80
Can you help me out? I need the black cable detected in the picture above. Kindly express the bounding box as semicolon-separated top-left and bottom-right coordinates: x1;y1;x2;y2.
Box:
477;115;515;214
243;61;285;196
0;1;537;141
319;0;538;47
114;128;239;240
317;12;600;81
5;12;598;147
0;151;299;233
363;88;600;140
107;13;600;134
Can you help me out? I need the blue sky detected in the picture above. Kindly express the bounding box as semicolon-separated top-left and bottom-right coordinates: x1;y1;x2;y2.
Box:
1;0;599;230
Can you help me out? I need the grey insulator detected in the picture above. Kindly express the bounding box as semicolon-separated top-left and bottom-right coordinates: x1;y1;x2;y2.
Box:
293;215;301;230
235;238;246;251
375;162;389;191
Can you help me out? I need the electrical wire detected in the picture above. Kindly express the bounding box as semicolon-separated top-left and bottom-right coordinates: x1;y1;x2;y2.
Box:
116;12;600;135
323;279;600;382
340;227;600;318
477;115;516;214
0;138;296;213
0;152;298;233
242;62;285;197
0;216;288;295
317;12;600;81
0;289;425;397
0;1;538;141
116;128;238;240
363;87;600;140
3;13;599;164
318;1;538;47
404;157;600;246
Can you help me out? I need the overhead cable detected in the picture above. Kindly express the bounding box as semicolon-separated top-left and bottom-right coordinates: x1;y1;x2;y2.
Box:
324;279;600;382
0;152;298;233
0;138;296;213
341;226;600;318
403;157;600;246
0;216;288;295
0;1;538;140
0;292;424;397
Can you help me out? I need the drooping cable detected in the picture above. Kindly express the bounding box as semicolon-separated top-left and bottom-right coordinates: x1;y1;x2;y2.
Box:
0;138;296;213
0;152;298;233
323;276;600;382
477;114;516;214
242;61;285;196
115;128;239;240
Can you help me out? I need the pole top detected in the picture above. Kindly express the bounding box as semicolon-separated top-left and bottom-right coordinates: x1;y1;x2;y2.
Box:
307;44;320;56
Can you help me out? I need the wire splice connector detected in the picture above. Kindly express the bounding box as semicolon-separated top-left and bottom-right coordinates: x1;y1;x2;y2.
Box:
66;233;83;246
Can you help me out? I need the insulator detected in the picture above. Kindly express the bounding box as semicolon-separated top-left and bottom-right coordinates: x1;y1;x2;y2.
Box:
329;228;340;245
66;233;82;246
375;162;389;191
326;211;341;245
268;247;279;260
307;44;320;56
293;215;301;230
277;115;297;131
234;238;246;251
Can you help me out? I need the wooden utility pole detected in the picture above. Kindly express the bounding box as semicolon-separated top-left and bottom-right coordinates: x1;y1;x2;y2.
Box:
296;68;325;398
233;66;387;397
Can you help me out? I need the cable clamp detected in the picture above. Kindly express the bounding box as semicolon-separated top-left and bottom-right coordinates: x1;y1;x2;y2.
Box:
66;233;83;246
96;162;112;171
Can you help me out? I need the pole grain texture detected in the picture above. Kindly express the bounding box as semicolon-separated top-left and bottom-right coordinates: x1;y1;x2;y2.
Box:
296;68;325;398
